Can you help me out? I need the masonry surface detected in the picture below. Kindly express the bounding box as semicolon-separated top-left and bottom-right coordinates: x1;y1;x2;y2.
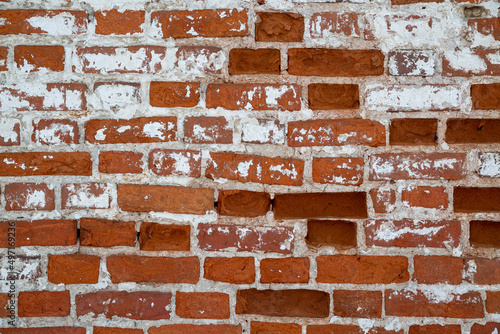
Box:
0;0;499;333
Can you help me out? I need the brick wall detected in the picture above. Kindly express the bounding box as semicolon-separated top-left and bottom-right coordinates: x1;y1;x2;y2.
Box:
0;0;499;333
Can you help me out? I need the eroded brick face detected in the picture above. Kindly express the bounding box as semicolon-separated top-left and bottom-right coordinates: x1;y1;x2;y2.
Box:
1;0;498;332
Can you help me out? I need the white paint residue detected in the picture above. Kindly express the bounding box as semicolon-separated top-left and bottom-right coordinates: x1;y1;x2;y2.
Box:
116;126;131;133
373;221;445;241
465;260;477;282
358;319;376;334
192;124;214;142
171;152;196;175
479;153;500;177
23;190;47;209
35;122;74;145
241;119;285;144
0;119;19;143
26;12;80;35
0;84;79;111
79;48;163;74
65;184;110;209
95;128;107;141
143;122;166;140
269;164;298;179
371;156;395;175
175;48;226;76
486;51;500;65
264;85;294;107
89;84;140;118
443;49;487;73
237;160;253;178
388;50;435;76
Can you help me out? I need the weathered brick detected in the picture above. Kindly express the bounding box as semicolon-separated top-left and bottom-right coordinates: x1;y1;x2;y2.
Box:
469;18;500;42
472;84;500;110
413;256;463;284
479;152;500;178
99;151;143;174
80;218;136;248
370;189;396;214
241;119;285;145
206;84;301;111
184;117;232;144
465;257;500;285
61;183;112;209
5;183;54;211
236;289;329;317
306;220;357;248
273;192;367;219
206;152;304;186
18;291;70;317
204;257;255;284
149;325;241;334
365;220;461;248
218;190;271;217
260;258;309;283
409;325;461;334
256;12;304;42
312;157;363;185
370;153;466;180
0;47;7;71
175;46;225;75
287;119;385;147
229;49;280;75
0;152;91;176
446;118;500;143
251;322;301;334
95;10;144;35
317;255;409;284
470;221;500;248
176;292;230;319
93;328;143;334
443;49;500;76
308;84;359;110
486;291;500;313
385;289;484;318
15;45;65;72
289;49;383;76
0;10;87;35
333;290;382;318
150;82;200;108
308;325;401;334
90;82;141;112
149;149;201;177
32;119;79;145
389;119;437;146
0;119;20;146
388;50;436;76
0;255;41;280
0;328;85;334
117;184;213;214
198;223;294;254
471;323;500;334
107;256;199;283
454;187;500;212
48;254;100;284
76;291;171;320
0;220;77;247
139;222;190;251
402;186;448;209
310;12;359;38
85;117;177;144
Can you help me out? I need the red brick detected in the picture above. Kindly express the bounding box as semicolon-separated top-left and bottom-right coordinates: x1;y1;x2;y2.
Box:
402;186;448;209
472;323;500;334
236;289;329;318
251;322;301;334
5;183;54;211
256;12;304;42
260;258;309;283
288;49;384;76
273;192;367;219
288;119;385;147
0;293;10;318
454;187;500;212
118;184;213;214
61;183;112;209
93;328;143;334
312;157;363;185
413;256;463;284
15;45;64;72
0;47;7;71
80;218;136;247
18;291;70;317
465;257;500;285
150;82;200;108
0;152;90;176
204;257;255;284
0;119;20;146
409;325;461;334
184;117;232;144
150;149;201;177
385;289;484;318
446;118;500;143
229;49;280;75
317;255;409;284
0;328;85;334
469;18;500;41
48;254;100;284
198;223;294;254
0;220;77;247
389;119;437;145
0;10;87;35
487;291;500;313
388;50;436;76
107;256;199;283
218;190;271;217
308;84;359;110
176;292;229;319
470;221;500;248
206;152;304;186
306;220;357;249
206;83;301;111
139;222;190;251
32;119;79;145
310;13;359;38
444;49;500;76
152;9;248;38
370;153;466;180
365;220;461;248
308;325;401;334
370;189;396;214
85;117;176;144
99;151;143;174
76;291;171;320
75;46;166;74
333;290;382;318
95;10;144;35
472;84;500;110
149;325;241;334
0;83;86;111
